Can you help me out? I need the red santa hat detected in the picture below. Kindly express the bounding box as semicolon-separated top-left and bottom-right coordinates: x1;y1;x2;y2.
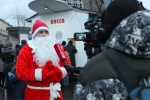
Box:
32;20;49;38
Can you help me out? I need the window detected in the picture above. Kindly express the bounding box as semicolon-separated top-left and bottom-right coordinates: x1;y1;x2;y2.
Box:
60;0;83;8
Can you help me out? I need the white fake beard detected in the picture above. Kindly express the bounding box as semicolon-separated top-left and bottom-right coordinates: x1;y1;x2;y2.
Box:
28;36;60;67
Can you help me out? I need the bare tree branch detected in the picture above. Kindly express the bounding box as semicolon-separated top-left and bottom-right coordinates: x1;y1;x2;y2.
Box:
10;7;29;27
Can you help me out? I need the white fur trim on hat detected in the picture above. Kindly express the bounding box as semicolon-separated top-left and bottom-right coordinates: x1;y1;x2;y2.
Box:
35;68;42;81
32;26;49;39
59;67;67;78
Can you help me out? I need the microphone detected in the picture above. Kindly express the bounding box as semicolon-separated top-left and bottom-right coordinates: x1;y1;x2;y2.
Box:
54;43;66;62
54;43;76;72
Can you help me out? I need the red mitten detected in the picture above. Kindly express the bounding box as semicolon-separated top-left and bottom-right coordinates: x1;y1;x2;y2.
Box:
35;61;65;83
44;60;55;70
42;61;63;83
47;61;67;79
46;61;67;79
34;61;54;81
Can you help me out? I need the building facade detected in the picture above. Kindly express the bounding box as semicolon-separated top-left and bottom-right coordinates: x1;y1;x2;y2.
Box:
27;0;113;67
27;0;93;67
59;0;112;13
7;27;30;49
60;0;83;8
0;19;12;44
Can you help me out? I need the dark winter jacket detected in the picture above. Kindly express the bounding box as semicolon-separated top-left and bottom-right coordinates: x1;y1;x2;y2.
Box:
96;0;145;43
66;43;77;66
79;49;150;86
77;10;150;100
0;44;4;58
9;68;26;97
2;46;16;63
2;46;16;75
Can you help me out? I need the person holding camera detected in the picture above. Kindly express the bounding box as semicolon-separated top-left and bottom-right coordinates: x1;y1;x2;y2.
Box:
74;0;147;100
16;39;27;56
16;20;68;100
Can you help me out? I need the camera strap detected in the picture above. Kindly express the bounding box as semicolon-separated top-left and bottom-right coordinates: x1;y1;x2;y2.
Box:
101;49;138;92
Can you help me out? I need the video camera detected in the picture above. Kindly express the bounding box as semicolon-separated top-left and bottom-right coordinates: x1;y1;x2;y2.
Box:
74;15;102;42
74;15;103;59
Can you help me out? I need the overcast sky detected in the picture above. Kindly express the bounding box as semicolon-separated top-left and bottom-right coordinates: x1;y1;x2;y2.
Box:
0;0;36;26
0;0;149;26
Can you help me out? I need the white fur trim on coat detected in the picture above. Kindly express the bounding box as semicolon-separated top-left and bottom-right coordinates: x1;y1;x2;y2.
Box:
59;67;67;78
27;83;61;100
35;68;42;81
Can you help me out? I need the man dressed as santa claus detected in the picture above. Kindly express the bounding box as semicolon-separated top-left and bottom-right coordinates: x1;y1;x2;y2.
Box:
16;20;70;100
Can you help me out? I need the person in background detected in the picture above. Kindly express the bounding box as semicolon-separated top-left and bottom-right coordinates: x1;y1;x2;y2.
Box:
8;65;26;100
62;41;66;50
62;41;69;58
61;40;71;87
16;40;27;56
16;20;68;100
66;40;77;80
66;40;77;67
15;44;20;50
1;41;16;99
73;0;146;99
0;57;5;90
0;43;5;90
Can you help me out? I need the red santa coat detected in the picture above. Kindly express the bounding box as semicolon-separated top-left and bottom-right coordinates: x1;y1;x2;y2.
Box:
16;44;64;100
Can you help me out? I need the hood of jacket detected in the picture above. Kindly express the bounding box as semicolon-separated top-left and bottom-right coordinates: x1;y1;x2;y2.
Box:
106;10;150;58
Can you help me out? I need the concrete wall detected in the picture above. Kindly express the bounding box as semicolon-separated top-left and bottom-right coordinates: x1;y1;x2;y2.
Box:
7;27;30;48
19;34;29;44
0;19;12;44
8;34;18;49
